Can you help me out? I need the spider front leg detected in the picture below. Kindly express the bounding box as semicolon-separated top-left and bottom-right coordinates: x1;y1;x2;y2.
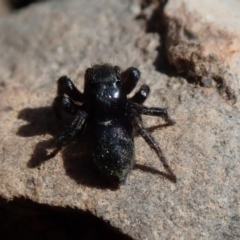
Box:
53;96;80;118
128;111;177;182
57;76;84;102
129;84;150;104
121;67;141;94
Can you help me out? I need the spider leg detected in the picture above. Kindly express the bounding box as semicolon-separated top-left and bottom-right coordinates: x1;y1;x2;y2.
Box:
57;110;87;148
121;67;141;94
127;102;175;125
53;96;80;118
129;112;177;182
57;76;84;102
129;84;150;104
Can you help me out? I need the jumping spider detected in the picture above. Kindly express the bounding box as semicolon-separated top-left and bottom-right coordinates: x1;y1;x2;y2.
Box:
53;64;176;184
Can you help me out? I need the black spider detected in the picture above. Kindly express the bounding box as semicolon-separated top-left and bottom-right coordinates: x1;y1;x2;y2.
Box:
53;64;176;184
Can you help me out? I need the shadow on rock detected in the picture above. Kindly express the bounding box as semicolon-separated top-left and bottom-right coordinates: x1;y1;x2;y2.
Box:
6;0;46;10
17;106;175;189
134;164;176;183
17;107;59;137
0;197;133;240
138;0;179;77
17;107;61;168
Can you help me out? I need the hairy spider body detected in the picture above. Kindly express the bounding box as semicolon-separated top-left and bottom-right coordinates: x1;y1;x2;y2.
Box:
53;64;176;184
92;120;134;183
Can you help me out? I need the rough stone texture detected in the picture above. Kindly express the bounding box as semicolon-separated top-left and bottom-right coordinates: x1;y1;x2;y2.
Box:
0;0;239;239
0;0;11;16
164;0;240;102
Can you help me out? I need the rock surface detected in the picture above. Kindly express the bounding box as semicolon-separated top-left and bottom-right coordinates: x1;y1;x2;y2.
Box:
0;0;11;16
164;0;240;102
0;0;239;239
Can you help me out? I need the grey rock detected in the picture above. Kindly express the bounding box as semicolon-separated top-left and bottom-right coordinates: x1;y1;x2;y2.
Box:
0;0;239;239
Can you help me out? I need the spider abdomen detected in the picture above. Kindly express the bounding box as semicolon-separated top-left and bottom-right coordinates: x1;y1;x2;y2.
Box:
92;119;134;183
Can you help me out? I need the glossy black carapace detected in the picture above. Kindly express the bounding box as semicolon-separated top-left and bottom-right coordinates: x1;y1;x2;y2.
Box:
53;64;176;184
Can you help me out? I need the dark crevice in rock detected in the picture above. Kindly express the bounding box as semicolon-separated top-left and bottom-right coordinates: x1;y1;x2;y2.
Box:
5;0;46;10
139;0;196;78
0;196;133;240
138;0;178;76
